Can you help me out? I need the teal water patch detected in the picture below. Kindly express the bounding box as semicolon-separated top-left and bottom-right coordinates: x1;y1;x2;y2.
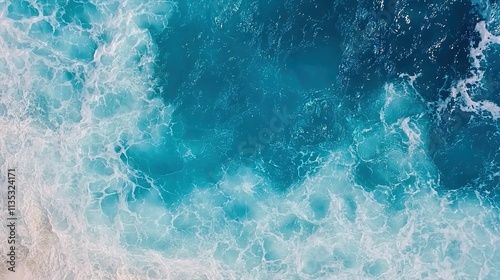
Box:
309;194;330;220
433;120;500;192
7;0;39;20
52;28;97;62
55;0;101;29
125;142;184;176
29;20;55;37
152;0;350;193
278;214;317;240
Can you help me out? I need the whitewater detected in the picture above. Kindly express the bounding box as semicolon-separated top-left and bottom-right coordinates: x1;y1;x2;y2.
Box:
0;0;499;279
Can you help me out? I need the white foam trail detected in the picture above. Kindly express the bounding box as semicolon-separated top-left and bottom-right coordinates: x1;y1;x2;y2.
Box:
444;21;500;120
0;0;180;278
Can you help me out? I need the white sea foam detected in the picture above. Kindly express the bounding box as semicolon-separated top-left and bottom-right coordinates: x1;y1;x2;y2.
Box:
443;20;500;120
0;0;177;278
0;1;499;279
134;86;499;278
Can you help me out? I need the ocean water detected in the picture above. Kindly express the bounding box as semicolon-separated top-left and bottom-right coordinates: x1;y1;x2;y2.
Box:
0;0;499;279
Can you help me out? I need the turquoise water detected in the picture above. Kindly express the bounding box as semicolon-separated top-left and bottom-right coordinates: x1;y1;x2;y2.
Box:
0;0;499;279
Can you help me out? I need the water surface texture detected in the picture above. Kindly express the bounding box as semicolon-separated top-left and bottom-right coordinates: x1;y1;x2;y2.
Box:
0;0;499;279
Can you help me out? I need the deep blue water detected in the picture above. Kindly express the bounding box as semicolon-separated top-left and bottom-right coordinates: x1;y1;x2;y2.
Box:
0;0;499;278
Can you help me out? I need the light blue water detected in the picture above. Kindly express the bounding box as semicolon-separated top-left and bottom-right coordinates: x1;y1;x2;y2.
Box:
0;0;499;279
